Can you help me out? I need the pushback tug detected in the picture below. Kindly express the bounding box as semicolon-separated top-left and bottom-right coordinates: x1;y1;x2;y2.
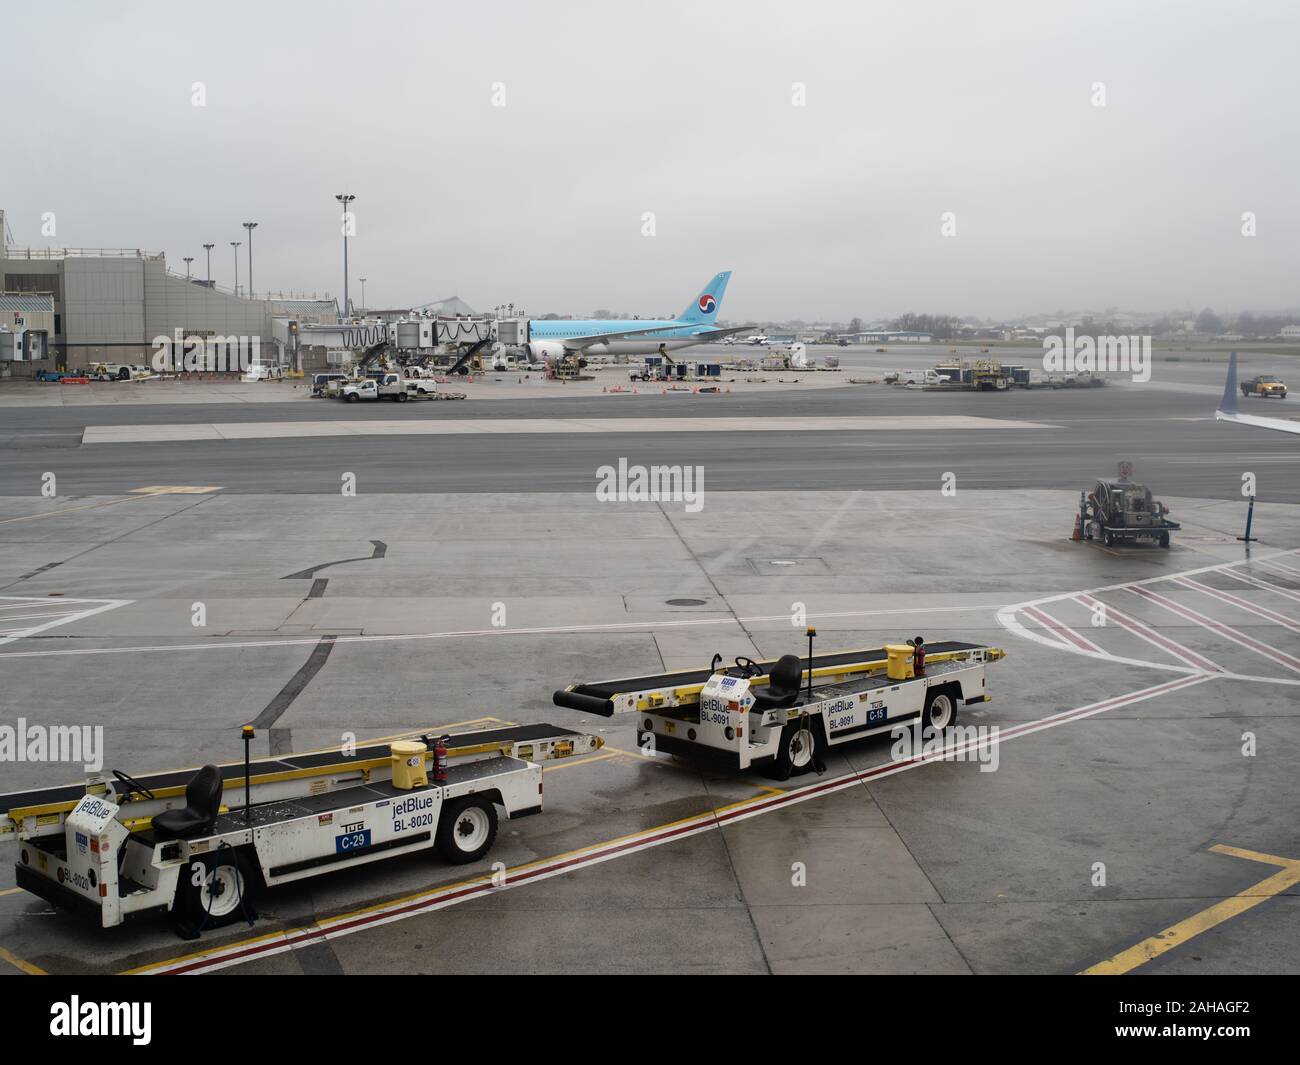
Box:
555;632;1004;779
1;722;601;933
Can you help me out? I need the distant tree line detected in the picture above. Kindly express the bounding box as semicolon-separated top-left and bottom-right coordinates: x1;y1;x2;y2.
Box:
886;313;963;339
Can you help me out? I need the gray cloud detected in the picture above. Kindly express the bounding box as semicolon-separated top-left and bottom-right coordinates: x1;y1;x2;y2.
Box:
5;0;1298;320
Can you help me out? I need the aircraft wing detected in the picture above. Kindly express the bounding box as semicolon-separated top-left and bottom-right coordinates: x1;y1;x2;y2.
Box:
1215;410;1300;435
558;324;691;350
1216;351;1300;435
686;324;757;342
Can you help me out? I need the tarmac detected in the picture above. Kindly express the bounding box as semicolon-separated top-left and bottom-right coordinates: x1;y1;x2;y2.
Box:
0;345;1297;974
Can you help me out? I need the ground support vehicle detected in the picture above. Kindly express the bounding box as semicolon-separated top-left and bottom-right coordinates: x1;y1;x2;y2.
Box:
2;723;600;932
555;638;1003;778
1080;476;1179;547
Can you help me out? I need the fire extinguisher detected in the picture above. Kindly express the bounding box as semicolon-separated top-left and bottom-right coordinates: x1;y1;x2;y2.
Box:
433;735;450;783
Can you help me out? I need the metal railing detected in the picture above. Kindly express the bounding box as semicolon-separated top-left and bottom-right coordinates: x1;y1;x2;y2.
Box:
3;246;164;261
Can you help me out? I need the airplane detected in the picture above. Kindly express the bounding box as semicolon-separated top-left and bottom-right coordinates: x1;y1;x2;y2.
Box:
1215;351;1300;435
522;271;752;362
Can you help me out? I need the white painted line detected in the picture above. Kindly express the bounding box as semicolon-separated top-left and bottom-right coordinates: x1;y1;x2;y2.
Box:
1075;593;1224;673
1221;568;1300;605
1129;586;1300;676
0;602;1002;661
1255;558;1300;579
82;414;1060;445
997;547;1300;681
1175;577;1300;635
131;672;1214;975
1020;604;1103;653
0;595;133;649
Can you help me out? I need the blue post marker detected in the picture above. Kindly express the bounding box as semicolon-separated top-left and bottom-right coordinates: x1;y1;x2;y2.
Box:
1237;495;1258;543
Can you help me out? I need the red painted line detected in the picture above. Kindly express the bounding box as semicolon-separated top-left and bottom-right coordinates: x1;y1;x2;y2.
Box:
140;674;1213;976
1022;605;1105;653
1255;558;1300;579
1074;593;1223;673
1175;577;1300;634
1130;586;1300;675
1222;568;1300;605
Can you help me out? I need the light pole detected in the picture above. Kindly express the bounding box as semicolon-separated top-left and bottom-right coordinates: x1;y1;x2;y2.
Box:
202;243;214;284
230;241;241;296
183;256;194;281
335;194;355;321
242;222;258;299
360;277;367;314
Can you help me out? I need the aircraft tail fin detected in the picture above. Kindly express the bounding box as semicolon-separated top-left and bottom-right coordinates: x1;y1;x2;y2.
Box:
1219;351;1239;415
678;271;731;323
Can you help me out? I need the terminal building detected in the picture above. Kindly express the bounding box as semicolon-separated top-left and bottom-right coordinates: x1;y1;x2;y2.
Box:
0;209;337;375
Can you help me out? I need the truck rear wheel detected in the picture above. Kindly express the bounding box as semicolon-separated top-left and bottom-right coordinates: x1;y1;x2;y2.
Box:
436;796;498;863
177;849;255;928
923;688;957;731
765;718;821;781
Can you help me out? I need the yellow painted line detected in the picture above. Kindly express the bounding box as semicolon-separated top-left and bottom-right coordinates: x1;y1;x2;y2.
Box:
1080;844;1300;975
541;751;622;772
122;777;779;975
0;945;47;976
0;886;23;896
128;486;223;494
0;495;144;526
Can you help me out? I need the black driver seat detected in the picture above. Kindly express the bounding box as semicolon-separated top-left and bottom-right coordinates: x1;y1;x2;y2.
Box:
151;764;223;840
749;654;804;711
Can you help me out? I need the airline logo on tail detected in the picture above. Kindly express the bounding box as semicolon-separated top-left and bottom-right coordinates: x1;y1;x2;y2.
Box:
679;270;730;323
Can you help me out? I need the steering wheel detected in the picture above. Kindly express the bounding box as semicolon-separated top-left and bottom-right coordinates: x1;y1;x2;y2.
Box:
112;769;156;803
733;656;764;678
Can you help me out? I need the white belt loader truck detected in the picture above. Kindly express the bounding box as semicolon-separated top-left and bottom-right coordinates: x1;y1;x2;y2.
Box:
1;722;601;934
555;635;1004;779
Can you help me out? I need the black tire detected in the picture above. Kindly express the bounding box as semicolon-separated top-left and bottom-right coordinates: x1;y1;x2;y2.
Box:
764;717;822;781
1104;529;1115;546
396;392;408;402
117;367;130;380
176;850;255;929
922;687;958;731
346;392;359;402
1159;531;1170;548
436;796;498;864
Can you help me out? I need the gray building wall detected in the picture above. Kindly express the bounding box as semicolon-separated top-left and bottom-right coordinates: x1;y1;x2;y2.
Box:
142;262;271;347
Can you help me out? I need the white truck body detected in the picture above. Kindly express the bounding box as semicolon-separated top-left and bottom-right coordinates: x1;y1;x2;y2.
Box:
341;373;438;401
5;724;601;930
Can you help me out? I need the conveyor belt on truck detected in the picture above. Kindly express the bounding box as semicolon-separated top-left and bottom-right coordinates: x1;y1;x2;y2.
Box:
554;642;987;716
0;723;582;824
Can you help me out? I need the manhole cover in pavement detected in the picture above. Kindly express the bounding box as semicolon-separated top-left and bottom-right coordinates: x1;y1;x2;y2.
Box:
666;598;708;606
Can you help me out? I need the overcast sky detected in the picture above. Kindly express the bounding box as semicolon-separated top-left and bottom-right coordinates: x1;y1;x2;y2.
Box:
5;1;1298;321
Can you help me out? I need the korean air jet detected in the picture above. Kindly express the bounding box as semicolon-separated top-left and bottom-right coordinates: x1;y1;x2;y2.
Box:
523;271;752;362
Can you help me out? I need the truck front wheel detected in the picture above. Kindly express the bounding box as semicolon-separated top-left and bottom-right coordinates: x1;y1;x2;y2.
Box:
765;718;822;781
176;849;255;929
436;796;498;864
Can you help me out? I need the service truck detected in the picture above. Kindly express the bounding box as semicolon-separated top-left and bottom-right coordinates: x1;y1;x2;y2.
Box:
2;723;601;933
340;372;439;402
555;636;1004;779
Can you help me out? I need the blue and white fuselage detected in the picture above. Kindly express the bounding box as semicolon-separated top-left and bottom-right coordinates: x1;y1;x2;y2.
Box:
524;271;750;360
